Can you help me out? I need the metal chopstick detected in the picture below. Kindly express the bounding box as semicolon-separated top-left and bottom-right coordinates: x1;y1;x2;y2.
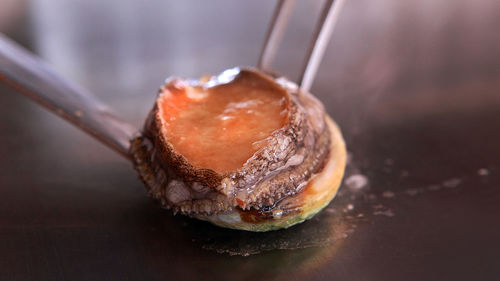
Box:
258;0;296;70
0;34;135;159
299;0;346;92
258;0;346;92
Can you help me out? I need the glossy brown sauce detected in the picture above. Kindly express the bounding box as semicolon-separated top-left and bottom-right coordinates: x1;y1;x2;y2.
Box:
159;71;289;173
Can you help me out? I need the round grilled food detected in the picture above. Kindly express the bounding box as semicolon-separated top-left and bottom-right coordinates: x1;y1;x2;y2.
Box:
130;68;346;231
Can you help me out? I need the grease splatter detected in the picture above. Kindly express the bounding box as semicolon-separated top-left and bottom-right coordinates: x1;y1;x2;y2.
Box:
382;191;395;198
477;168;489;176
373;209;395;217
442;178;461;188
344;174;369;191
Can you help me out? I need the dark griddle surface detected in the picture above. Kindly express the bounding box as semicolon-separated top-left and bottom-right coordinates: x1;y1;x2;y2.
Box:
1;0;499;280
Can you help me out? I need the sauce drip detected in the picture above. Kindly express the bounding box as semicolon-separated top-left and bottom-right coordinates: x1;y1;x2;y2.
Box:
159;71;289;173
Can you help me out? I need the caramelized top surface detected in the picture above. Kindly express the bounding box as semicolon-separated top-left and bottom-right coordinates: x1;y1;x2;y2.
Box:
158;69;289;173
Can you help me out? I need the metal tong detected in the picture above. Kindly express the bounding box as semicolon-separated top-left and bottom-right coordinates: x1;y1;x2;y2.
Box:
259;0;346;92
0;0;345;159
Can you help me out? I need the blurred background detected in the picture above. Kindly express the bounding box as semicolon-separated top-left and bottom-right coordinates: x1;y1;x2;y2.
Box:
1;1;499;280
2;0;500;129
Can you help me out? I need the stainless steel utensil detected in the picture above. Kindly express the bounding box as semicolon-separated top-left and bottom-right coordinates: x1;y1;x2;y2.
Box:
0;0;345;155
